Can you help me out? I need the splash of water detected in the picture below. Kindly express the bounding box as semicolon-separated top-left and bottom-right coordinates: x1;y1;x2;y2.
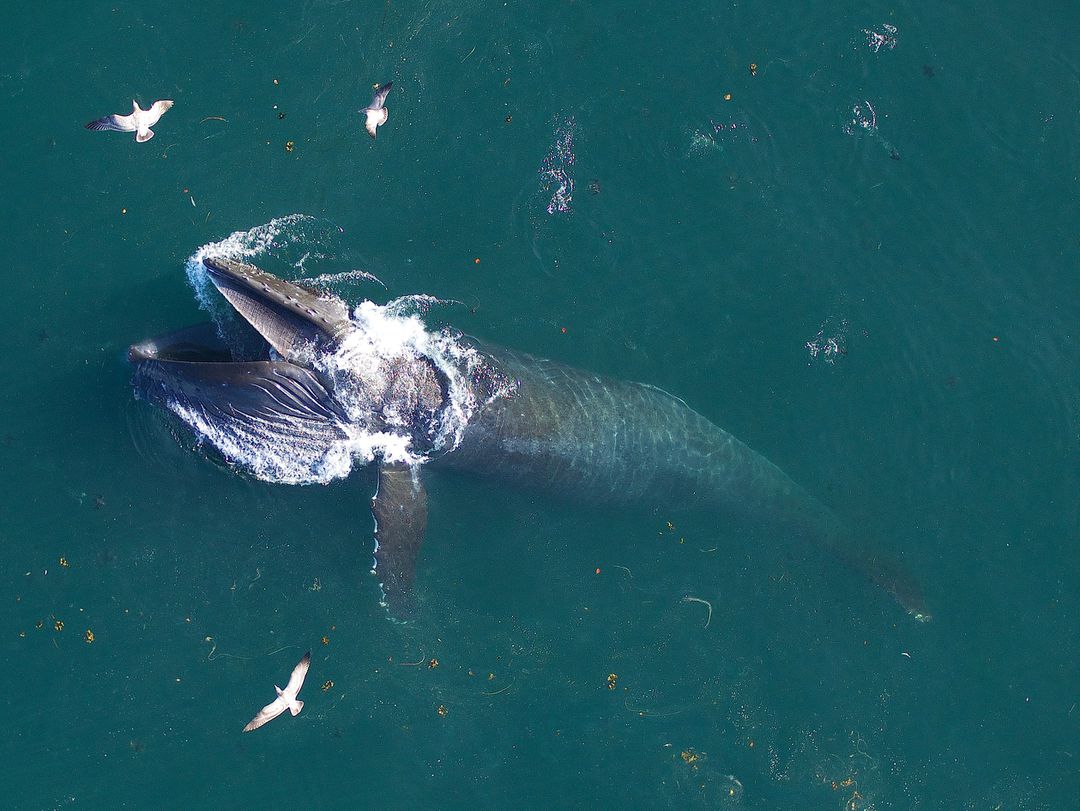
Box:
863;23;898;53
321;299;511;462
843;100;901;160
540;116;576;215
304;268;387;290
806;317;849;365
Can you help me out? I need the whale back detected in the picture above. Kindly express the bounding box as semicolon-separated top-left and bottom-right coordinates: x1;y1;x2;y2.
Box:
438;345;817;521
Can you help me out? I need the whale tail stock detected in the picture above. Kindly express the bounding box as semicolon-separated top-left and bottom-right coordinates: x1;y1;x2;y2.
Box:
787;504;931;622
829;535;932;622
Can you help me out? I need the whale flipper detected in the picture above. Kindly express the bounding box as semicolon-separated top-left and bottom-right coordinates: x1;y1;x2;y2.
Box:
371;462;427;617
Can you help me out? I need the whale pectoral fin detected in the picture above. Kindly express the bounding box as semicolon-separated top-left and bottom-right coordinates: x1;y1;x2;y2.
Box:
371;463;428;618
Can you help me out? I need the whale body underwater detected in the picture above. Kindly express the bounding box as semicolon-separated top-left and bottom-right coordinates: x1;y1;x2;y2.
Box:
129;256;929;621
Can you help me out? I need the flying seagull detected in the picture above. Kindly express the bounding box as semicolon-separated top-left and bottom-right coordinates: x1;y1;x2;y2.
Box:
242;651;311;733
360;82;392;140
85;99;174;143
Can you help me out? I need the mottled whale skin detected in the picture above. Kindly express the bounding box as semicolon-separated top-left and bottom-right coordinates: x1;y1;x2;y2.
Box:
129;257;928;621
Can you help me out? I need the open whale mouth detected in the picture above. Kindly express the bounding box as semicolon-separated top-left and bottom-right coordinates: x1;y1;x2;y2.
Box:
128;321;346;425
129;257;355;412
129;256;463;483
128;258;359;482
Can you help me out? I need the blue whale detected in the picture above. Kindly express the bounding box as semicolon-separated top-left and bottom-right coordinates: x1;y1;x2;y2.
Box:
129;257;929;621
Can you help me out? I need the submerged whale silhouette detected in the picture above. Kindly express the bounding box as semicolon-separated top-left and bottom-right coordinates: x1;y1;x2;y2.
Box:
129;257;929;621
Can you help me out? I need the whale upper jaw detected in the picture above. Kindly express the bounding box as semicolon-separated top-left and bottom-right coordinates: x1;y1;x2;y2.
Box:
200;256;354;361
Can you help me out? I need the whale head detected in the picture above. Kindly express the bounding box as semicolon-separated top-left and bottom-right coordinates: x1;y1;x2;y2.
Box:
128;258;449;483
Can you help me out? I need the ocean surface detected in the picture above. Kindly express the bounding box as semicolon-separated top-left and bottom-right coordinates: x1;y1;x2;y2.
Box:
1;1;1077;808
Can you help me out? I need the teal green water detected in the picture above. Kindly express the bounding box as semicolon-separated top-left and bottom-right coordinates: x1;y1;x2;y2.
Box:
2;1;1077;808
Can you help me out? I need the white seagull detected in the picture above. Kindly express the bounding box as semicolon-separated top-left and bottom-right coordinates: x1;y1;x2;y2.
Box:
85;99;174;143
360;82;392;140
242;651;311;733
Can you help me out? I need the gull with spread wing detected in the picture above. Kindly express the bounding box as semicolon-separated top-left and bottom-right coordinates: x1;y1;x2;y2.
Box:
85;99;174;143
360;82;392;139
242;651;311;733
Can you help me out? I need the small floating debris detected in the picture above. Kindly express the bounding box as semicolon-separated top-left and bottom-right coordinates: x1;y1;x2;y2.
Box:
680;748;703;765
682;596;713;628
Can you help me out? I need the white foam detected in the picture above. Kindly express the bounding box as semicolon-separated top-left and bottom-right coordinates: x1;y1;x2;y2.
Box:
319;298;505;462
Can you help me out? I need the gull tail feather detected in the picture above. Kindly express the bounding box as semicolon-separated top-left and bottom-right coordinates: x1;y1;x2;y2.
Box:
290;700;304;716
